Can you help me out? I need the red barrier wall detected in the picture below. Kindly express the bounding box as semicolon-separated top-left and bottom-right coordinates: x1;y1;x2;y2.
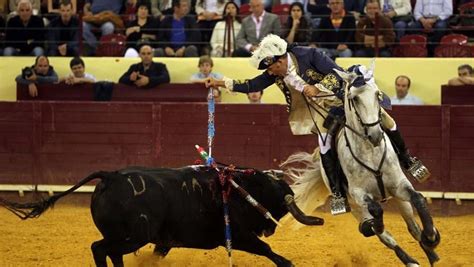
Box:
0;101;472;192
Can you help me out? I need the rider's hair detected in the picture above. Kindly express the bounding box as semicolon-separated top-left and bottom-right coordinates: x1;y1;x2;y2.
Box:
395;75;411;89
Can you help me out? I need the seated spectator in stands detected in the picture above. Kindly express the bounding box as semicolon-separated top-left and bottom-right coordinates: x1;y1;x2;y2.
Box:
247;90;263;103
390;75;423;105
4;0;45;56
448;64;474;86
408;0;452;56
82;0;124;55
44;0;77;22
195;0;227;55
380;0;412;41
119;44;170;88
190;55;223;83
155;0;200;57
8;0;41;20
344;0;366;20
233;0;281;57
282;2;313;46
314;0;355;58
210;1;241;57
0;15;4;55
354;0;395;57
307;0;330;28
124;0;160;57
47;0;79;56
212;87;222;102
59;57;96;85
15;55;58;97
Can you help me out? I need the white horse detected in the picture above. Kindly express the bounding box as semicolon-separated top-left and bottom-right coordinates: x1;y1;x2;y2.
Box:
282;63;440;266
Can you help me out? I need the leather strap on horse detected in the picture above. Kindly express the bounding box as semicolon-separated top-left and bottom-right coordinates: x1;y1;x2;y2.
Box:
344;130;389;201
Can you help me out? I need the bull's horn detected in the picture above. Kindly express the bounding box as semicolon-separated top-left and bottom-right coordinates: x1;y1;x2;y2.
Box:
284;195;324;226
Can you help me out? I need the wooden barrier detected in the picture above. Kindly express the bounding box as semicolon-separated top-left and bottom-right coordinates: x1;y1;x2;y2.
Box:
441;85;474;105
0;101;473;194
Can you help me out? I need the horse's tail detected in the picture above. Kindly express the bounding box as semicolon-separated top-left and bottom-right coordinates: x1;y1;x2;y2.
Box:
0;171;110;220
280;148;330;216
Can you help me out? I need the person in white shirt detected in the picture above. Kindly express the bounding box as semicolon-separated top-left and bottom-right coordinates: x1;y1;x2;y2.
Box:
210;1;242;57
390;75;423;105
60;57;96;84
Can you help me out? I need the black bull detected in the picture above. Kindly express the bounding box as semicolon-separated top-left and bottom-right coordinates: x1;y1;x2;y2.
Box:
0;165;323;267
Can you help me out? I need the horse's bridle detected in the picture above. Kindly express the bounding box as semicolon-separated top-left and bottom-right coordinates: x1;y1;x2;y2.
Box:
347;78;383;138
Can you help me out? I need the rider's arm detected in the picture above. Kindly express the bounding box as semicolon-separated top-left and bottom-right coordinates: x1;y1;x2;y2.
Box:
218;72;277;94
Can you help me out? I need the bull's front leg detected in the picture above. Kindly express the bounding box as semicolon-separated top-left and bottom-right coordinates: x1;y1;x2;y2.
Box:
232;234;293;267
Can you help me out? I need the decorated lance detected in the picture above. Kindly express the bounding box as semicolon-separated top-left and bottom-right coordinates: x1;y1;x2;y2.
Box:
194;145;282;227
204;86;232;267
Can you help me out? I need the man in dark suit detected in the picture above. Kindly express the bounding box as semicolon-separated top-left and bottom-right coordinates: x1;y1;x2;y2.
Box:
119;45;170;88
233;0;281;57
155;0;200;57
206;34;430;214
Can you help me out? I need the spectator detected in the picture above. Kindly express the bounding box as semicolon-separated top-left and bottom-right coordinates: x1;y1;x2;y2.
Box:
344;0;366;19
354;0;395;57
448;64;474;86
44;0;77;22
195;0;227;54
155;0;200;57
47;0;79;56
82;0;125;55
390;75;423;105
190;55;223;83
119;44;170;88
379;0;412;41
233;0;281;57
4;0;45;56
282;2;313;45
408;0;452;56
59;57;96;84
314;0;355;58
8;0;41;20
307;0;330;28
15;55;58;97
124;0;160;57
247;90;263;103
212;87;222;102
0;15;5;55
209;1;241;57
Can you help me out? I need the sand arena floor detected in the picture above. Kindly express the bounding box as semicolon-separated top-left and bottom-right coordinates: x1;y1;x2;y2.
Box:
0;203;473;267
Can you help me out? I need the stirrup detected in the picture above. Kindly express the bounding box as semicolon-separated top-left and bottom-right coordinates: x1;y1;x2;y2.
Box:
330;195;350;215
407;157;431;183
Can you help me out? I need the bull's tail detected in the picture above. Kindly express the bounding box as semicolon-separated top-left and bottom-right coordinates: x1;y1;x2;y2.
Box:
0;171;110;220
280;148;330;216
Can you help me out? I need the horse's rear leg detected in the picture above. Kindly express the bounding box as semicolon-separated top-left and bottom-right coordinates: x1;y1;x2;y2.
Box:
363;196;420;266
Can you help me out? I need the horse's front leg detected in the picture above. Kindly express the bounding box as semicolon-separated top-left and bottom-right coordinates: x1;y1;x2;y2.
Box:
395;198;440;265
356;194;420;266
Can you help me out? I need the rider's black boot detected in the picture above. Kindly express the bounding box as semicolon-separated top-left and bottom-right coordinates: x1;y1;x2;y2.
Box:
385;129;431;182
320;151;350;215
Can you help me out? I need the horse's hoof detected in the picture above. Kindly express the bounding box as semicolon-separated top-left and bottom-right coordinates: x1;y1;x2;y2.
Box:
421;227;440;249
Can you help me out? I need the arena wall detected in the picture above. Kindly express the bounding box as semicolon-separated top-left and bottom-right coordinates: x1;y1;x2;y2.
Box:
0;101;473;193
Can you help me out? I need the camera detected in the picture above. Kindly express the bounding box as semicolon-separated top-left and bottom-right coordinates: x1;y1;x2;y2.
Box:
22;67;34;79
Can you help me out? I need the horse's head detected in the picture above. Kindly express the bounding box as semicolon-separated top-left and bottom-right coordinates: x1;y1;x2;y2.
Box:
334;61;384;146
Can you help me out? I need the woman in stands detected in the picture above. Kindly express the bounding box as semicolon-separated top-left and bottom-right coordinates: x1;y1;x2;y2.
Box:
209;1;241;57
124;0;160;57
281;2;313;45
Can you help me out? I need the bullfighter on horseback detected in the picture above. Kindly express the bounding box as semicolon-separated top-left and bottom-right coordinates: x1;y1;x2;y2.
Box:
205;34;430;215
